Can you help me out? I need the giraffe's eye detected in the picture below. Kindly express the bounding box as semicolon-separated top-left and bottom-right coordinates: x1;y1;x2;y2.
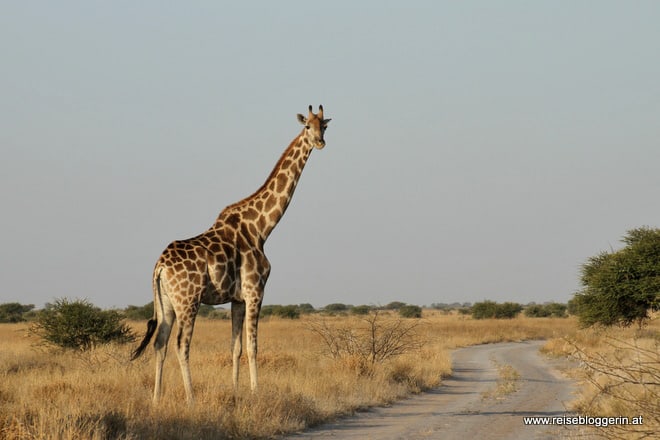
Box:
305;125;310;130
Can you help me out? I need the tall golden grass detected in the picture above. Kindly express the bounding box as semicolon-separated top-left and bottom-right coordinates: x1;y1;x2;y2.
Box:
1;313;575;439
543;316;659;440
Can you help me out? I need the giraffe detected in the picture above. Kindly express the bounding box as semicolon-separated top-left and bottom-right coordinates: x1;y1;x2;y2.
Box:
131;105;331;404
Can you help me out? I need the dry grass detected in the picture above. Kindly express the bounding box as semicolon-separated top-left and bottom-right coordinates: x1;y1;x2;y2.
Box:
1;313;576;439
543;316;660;439
481;362;521;400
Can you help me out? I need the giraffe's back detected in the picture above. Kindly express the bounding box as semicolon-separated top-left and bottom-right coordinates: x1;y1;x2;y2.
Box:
155;232;241;310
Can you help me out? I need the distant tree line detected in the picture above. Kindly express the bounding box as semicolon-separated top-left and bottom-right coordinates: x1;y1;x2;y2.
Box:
1;299;576;324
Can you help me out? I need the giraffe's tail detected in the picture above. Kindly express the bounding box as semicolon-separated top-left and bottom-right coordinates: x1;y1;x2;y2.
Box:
131;266;162;361
131;318;157;360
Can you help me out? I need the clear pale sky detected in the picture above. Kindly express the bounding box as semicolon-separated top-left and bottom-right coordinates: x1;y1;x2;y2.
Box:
1;2;658;309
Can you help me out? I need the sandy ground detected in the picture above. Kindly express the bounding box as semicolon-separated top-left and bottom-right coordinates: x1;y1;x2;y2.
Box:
285;341;581;439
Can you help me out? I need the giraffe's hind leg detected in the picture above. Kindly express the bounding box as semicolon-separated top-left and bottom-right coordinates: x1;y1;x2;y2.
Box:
175;311;198;404
153;299;175;403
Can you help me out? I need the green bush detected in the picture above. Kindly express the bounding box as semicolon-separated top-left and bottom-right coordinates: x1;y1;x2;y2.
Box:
31;298;134;351
574;227;660;328
322;303;352;316
207;309;230;320
351;305;372;315
384;301;407;310
297;303;316;314
123;302;153;320
457;307;472;315
275;305;300;319
261;304;300;319
471;300;498;319
472;301;522;319
398;305;422;318
524;304;551;318
197;304;216;317
544;302;568;318
494;302;523;319
324;303;349;312
0;302;35;323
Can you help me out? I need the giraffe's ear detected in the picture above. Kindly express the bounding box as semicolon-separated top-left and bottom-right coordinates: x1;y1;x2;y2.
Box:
297;114;307;125
323;118;332;126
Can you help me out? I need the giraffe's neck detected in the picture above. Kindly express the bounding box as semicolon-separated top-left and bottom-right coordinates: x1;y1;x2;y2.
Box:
214;132;314;242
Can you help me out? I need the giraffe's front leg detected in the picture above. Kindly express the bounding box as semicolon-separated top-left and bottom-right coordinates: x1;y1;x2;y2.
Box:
230;301;245;390
244;292;263;392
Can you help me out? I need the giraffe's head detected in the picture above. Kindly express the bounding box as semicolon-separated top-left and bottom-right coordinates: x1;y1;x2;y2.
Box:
297;105;331;149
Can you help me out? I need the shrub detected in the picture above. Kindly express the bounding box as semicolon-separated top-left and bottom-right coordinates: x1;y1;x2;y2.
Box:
567;335;659;438
472;301;522;319
297;303;316;314
323;303;349;313
275;305;300;319
494;302;523;319
384;301;407;310
307;310;424;365
31;298;134;351
0;302;35;323
207;309;230;320
351;305;372;315
545;302;568;318
525;304;551;318
398;305;422;318
197;304;217;317
123;302;153;320
260;305;300;319
471;300;498;319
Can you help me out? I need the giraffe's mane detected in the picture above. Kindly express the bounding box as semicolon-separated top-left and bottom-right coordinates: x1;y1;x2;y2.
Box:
219;130;304;216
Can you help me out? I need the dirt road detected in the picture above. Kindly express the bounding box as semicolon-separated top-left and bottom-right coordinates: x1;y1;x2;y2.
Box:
286;341;578;439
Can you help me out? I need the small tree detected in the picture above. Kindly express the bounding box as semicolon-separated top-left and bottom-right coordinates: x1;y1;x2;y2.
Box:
574;227;660;328
31;298;134;351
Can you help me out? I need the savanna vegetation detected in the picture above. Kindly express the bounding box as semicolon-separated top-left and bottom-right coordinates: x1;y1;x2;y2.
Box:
1;227;656;439
1;312;576;439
